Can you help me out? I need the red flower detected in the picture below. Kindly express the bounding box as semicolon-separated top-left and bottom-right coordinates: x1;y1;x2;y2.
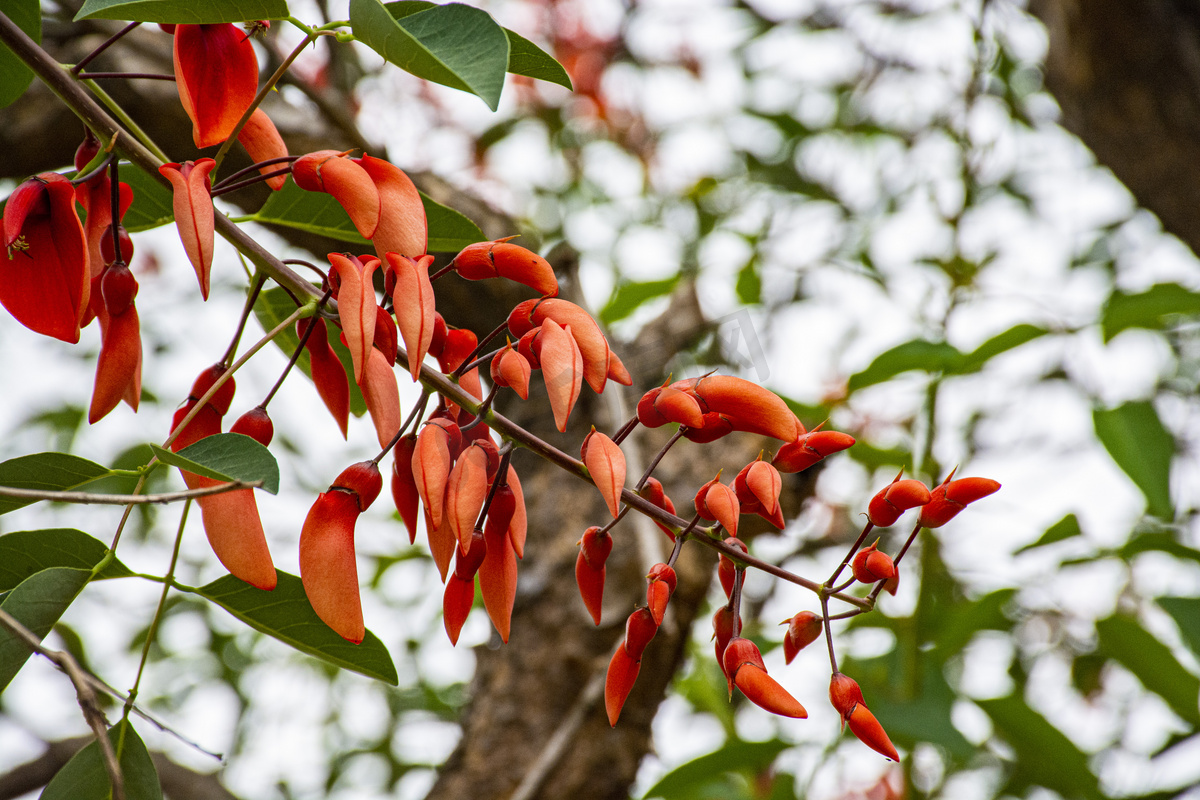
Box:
781;610;822;664
851;541;896;584
160;159;216;299
867;471;932;528
829;673;899;761
722;638;807;718
173;24;259;148
575;525;612;625
918;472;1001;528
452;238;559;297
581;428;627;517
299;461;383;643
236;109;289;190
1;173;89;342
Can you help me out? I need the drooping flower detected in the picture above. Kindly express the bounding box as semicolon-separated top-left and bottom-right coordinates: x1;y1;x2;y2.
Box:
918;472;1001;528
326;253;379;384
507;297;631;393
386;253;436;381
581;428;626;517
695;473;740;537
829;672;899;761
299;317;350;438
160;159;217;299
851;540;896;584
299;461;383;643
1;173;89;342
722;638;807;718
781;611;822;664
452;238;559;297
867;471;932;528
575;525;611;625
236;108;289;190
645;563;677;626
173;24;259;148
606;607;659;726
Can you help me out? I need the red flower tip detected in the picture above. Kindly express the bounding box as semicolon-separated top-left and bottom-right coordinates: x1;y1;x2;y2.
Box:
173;24;258;148
639;477;679;541
772;429;856;473
88;302;142;424
236;109;289;190
391;435;420;543
848;703;900;761
442;572;474;646
331;460;383;511
576;525;611;625
445;442;491;551
918;475;1001;528
867;473;932;527
536;319;584;431
581;428;627;517
230;405;273;446
160;159;217;299
605;643;641;726
300;490;365;643
734;663;809;718
453;239;559;297
782;610;822;664
478;492;518;643
695;476;740;537
645;563;677;626
675;375;803;442
851;541;896;584
623;606;659;661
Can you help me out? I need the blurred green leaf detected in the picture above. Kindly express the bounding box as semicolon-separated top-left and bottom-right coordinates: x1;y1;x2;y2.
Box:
150;433;279;494
1096;614;1200;726
352;0;509;110
734;259;761;306
1158;597;1200;658
1119;532;1200;565
0;567;92;693
600;276;682;325
1093;402;1174;519
976;694;1101;799
40;719;162;800
1015;513;1083;555
929;588;1017;661
0;453;112;516
76;0;287;23
251;288;367;417
121;162;175;233
0;529;131;591
641;738;790;799
959;324;1049;372
847;340;964;392
1101;283;1200;342
193;570;398;684
0;0;39;108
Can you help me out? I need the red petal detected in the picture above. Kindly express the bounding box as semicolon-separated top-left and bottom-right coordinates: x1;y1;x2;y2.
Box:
160;160;216;299
413;422;453;530
529;298;611;393
303;318;350;438
173;24;259;148
445;444;489;551
581;429;626;517
537;319;583;432
847;704;899;761
605;645;641;727
89;305;141;423
479;512;518;642
357;155;426;260
506;466;527;558
782;611;822;664
683;375;802;442
442;573;475;645
236;109;289;190
387;253;437;381
734;664;807;718
299;491;363;642
327;253;379;384
391;435;420;543
359;346;401;448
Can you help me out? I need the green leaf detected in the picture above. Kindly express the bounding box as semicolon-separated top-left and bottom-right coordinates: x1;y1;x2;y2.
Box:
504;28;572;90
1015;513;1083;555
1159;597;1200;659
642;739;790;799
0;0;39;108
1118;531;1200;566
251;287;367;417
193;570;398;684
0;567;92;693
352;0;509;110
75;0;289;23
1093;401;1174;519
1095;614;1200;726
248;180;484;253
0;529;132;592
959;324;1049;372
976;694;1101;799
40;719;162;800
734;259;762;305
380;0;571;89
847;339;964;392
121;162;175;233
150;433;279;494
0;453;112;516
599;276;681;325
1101;283;1200;342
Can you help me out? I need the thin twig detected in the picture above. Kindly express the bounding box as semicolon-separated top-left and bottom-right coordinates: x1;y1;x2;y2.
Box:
0;480;263;505
0;609;125;800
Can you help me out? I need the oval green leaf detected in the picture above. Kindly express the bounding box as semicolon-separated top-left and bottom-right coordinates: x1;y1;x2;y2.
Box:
150;433;279;494
504;28;571;90
1093;401;1174;520
0;453;112;516
0;0;40;108
40;719;162;800
351;0;509;110
0;567;93;693
75;0;289;23
193;570;398;685
0;529;131;592
121;162;175;233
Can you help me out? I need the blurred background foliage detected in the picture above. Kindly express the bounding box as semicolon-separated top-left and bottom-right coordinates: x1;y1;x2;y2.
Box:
2;0;1200;799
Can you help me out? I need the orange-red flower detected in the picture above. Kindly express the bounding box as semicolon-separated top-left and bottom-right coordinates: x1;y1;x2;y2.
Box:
160;159;217;299
1;173;89;342
773;427;856;473
478;481;519;642
490;342;532;400
645;563;676;626
391;434;420;543
851;541;896;584
575;525;611;625
829;672;899;761
722;638;807;717
386;253;436;381
299;317;350;438
867;471;932;528
606;607;659;726
733;456;784;528
326;253;379;384
443;528;486;645
299;461;383;643
581;428;626;517
781;610;822;664
236;108;289;190
452;238;559;297
918;472;1001;528
695;473;740;537
507;297;631;393
173;24;259;148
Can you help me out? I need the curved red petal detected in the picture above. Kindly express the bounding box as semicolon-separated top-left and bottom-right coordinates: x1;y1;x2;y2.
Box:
299;491;363;642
